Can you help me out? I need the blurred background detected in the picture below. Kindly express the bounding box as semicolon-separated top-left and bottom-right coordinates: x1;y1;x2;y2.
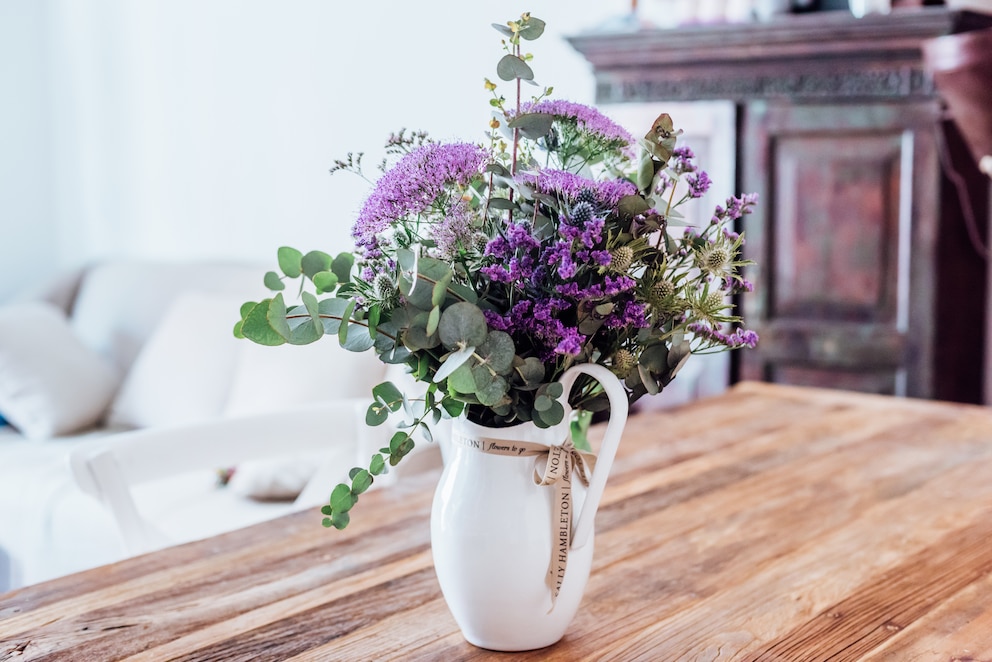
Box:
0;0;635;303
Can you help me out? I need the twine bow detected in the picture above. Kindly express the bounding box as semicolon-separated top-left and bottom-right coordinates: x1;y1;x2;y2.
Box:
452;432;597;610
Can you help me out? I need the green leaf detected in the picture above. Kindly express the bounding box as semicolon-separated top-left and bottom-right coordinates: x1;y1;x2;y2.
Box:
330;483;356;513
438;302;488;350
366;402;389;426
367;304;380;341
476;330;515;375
240;296;293;346
441;397;465;418
351;469;373;494
301;250;333;279
263;271;284;291
432;271;453;307
426;305;441;337
476;374;508;407
534;399;565;426
433;345;476;383
487;197;516;210
313;271;339;294
369;454;386;476
277;247;303;278
516;357;545;385
508;113;555;141
331;252;355;284
447;362;477;393
372;382;404;411
327;510;350;530
518;16;546;40
496;54;534;82
338;299;356;345
491;22;515;37
534;394;554;412
618;194;651;219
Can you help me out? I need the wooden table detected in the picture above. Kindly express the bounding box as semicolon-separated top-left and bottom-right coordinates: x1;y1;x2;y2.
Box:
3;382;992;660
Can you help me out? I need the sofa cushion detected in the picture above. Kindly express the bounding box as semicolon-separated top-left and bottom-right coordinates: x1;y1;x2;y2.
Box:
0;303;120;439
71;261;267;373
223;339;385;418
108;292;244;429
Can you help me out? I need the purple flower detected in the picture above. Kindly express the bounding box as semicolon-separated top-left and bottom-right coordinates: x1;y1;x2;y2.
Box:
517;99;634;145
520;169;636;208
688;322;759;349
687;171;711;199
352;142;488;257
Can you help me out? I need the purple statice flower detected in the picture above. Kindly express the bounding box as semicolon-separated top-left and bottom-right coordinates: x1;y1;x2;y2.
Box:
521;169;636;208
686;171;711;199
713;193;759;224
556;275;636;300
688;322;759;349
517;99;634;145
670;146;698;174
604;299;649;330
351;142;488;257
485;298;583;359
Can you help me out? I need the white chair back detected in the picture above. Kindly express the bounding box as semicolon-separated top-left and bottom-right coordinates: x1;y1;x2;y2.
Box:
70;400;376;555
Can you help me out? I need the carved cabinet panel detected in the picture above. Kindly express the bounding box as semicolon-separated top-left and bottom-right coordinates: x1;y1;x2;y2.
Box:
739;101;941;397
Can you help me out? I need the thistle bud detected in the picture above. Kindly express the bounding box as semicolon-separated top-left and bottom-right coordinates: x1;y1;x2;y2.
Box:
610;246;634;273
612;349;636;376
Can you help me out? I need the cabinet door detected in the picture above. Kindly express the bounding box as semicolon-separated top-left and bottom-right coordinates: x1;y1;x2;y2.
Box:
739;101;941;397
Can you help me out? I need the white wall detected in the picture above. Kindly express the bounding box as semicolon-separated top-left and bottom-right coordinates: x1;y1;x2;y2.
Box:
0;0;632;302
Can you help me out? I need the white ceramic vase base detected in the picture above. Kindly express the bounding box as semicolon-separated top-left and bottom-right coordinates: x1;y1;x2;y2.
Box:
430;364;629;652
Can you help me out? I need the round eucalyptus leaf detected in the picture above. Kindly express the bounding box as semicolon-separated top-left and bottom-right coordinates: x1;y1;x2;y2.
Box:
366;403;389;426
369;454;386;476
533;399;564;427
496;54;534;82
476;375;508;407
330;483;356;513
301;250;333;279
534;393;554;412
447;362;477;394
508;113;554;140
476;330;515;375
519;17;545;40
517;357;544;385
438;302;488;350
351;469;373;494
263;271;284;291
313;271;339;294
277;246;303;278
404;324;440;351
433;345;476;384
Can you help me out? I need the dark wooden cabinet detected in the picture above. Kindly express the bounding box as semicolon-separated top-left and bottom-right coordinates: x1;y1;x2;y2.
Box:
570;8;992;403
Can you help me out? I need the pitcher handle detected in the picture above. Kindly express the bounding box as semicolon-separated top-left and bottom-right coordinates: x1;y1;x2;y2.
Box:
558;363;628;551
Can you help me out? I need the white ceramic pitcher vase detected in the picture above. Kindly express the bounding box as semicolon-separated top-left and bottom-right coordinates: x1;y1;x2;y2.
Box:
430;363;629;651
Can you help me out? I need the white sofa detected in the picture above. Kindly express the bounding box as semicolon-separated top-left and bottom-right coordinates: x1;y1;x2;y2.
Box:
0;260;390;592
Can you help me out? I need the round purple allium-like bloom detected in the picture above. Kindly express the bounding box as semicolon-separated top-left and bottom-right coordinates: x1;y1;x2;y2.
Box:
518;99;634;145
352;142;488;257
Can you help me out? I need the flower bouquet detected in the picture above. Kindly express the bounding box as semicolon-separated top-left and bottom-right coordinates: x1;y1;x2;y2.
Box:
237;12;757;530
238;12;757;649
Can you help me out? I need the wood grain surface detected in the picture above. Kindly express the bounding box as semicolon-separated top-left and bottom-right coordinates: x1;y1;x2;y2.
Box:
3;382;992;661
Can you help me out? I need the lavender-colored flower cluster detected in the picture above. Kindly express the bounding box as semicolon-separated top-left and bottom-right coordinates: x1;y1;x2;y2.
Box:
352;142;488;258
518;99;634;145
521;169;636;207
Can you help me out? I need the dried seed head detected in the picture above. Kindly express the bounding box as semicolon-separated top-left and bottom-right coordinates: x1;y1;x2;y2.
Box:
612;349;636;375
610;246;634;272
